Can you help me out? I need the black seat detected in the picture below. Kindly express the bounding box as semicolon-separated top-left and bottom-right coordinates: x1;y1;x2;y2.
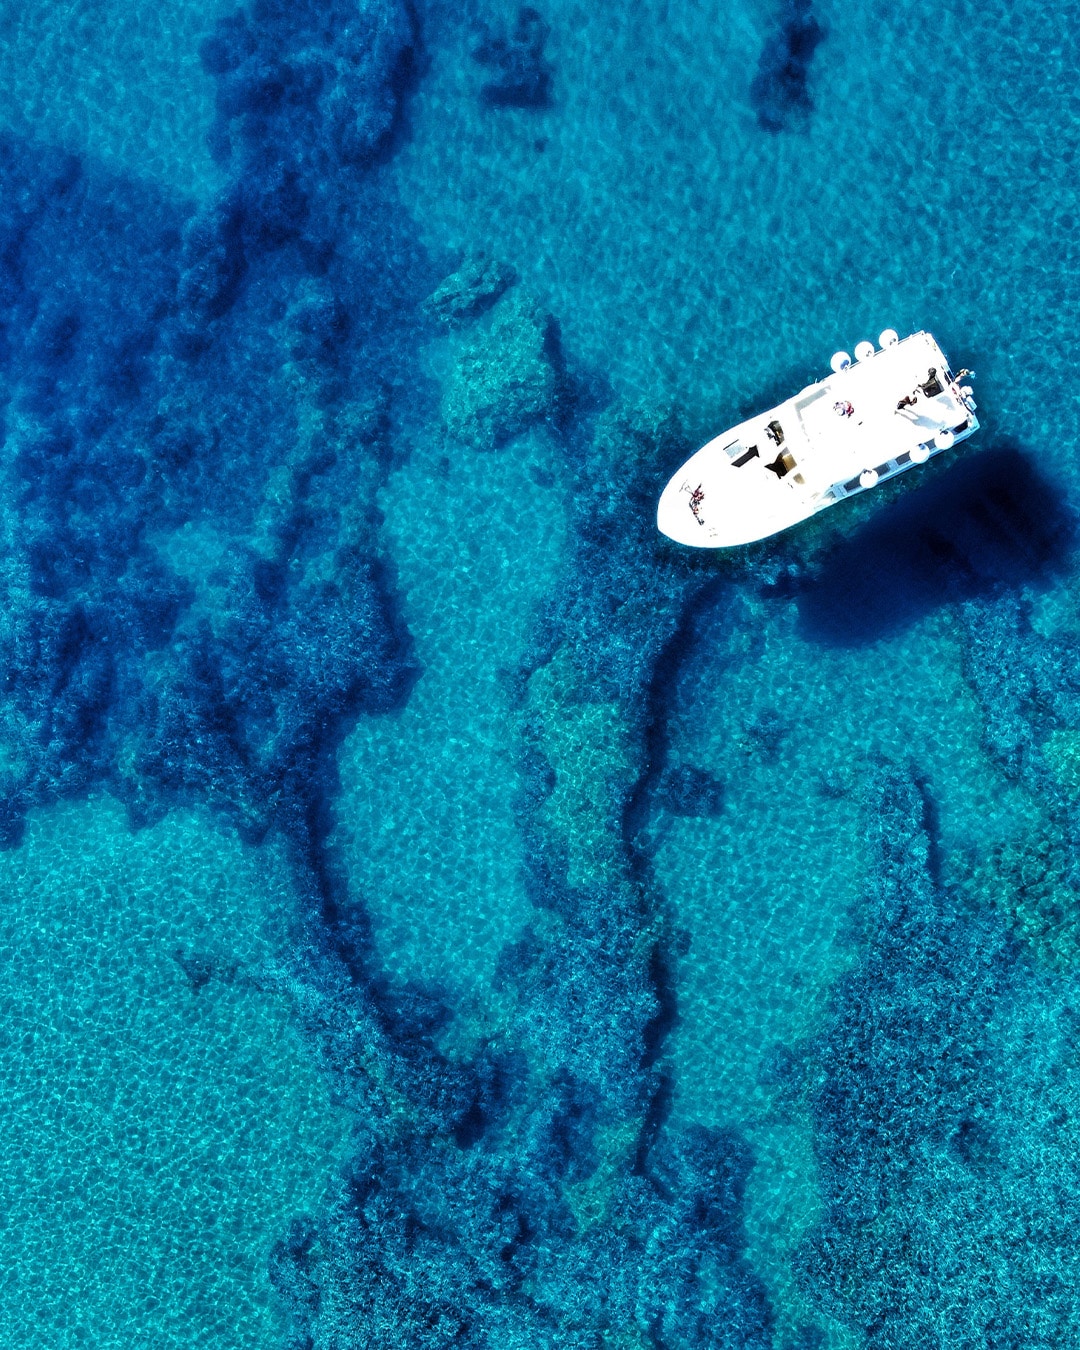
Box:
732;444;760;468
919;367;944;398
766;451;796;479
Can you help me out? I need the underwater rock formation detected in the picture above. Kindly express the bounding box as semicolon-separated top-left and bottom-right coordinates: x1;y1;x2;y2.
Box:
202;0;416;171
269;399;773;1348
444;290;561;448
423;251;515;326
971;820;1080;969
473;6;554;109
799;767;1080;1346
0;0;433;850
951;585;1080;971
957;593;1080;787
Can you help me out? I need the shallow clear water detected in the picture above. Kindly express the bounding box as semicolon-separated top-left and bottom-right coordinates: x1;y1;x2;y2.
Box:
334;422;570;1021
0;798;347;1348
1;0;1079;1343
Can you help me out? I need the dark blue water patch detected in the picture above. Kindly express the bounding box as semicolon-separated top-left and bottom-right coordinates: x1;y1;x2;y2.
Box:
0;141;181;419
796;445;1074;647
174;201;247;330
202;0;419;174
797;769;1080;1348
472;6;554;108
750;0;825;133
657;762;726;816
955;590;1080;788
0;145;189;833
0;0;437;855
268;1216;322;1326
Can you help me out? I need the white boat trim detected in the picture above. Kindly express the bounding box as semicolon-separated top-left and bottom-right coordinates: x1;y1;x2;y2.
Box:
657;331;979;548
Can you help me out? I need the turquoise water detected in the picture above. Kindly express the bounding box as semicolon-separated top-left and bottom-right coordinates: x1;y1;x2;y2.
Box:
1;0;1079;1343
0;798;348;1347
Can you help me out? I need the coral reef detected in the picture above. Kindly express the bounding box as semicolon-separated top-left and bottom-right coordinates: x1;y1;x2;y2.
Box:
955;587;1080;791
9;0;1080;1343
201;0;416;172
525;647;638;885
0;0;433;849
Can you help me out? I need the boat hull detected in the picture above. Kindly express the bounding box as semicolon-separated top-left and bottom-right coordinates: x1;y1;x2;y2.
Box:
658;331;979;548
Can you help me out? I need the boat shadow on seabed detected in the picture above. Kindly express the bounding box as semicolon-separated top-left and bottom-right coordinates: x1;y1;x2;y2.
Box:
795;445;1075;647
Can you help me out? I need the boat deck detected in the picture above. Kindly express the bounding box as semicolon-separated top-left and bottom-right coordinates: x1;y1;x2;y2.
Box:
657;331;978;547
789;333;965;491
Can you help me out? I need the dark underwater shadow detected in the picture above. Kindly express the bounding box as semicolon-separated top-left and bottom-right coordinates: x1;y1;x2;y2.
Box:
797;445;1075;647
750;0;825;133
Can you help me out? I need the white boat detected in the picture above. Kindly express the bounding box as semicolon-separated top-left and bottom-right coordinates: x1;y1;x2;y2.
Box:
657;330;979;548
